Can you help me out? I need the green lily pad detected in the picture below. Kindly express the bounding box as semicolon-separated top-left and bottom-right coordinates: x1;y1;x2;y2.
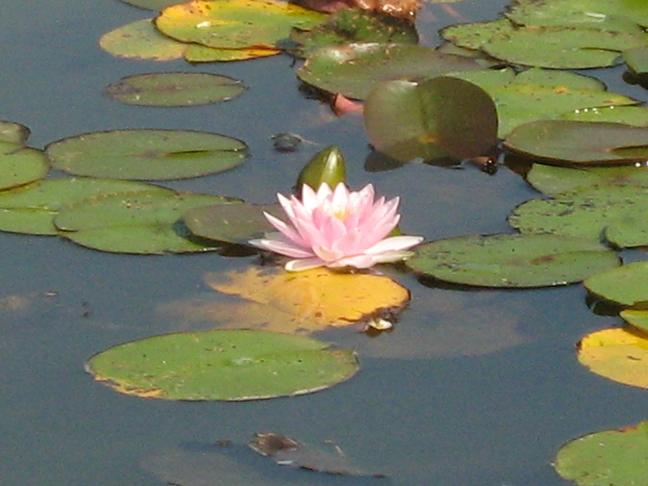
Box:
584;262;648;306
620;309;648;333
99;19;187;61
0;120;29;145
46;129;247;180
54;191;238;254
105;72;246;107
297;43;491;100
555;421;648;486
449;68;635;137
184;203;281;244
526;164;648;195
290;9;418;57
0;178;171;235
440;18;515;50
561;105;648;126
483;27;647;69
509;185;648;247
120;0;181;10
405;233;619;288
183;44;280;62
86;329;358;401
0;146;49;191
364;76;497;162
504;121;648;165
155;0;326;50
624;46;648;74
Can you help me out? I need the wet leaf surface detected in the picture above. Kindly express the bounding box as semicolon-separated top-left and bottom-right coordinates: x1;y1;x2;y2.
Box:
46;129;248;180
87;329;359;400
560;105;648;126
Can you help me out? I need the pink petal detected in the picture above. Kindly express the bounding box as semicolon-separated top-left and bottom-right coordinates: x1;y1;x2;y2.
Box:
328;254;376;269
285;257;326;272
249;234;315;258
263;212;307;247
365;235;424;255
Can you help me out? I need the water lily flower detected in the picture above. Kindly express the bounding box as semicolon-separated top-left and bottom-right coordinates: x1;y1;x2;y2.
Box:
249;183;423;271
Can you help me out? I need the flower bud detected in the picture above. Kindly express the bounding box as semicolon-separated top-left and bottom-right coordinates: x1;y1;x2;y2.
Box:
296;145;347;193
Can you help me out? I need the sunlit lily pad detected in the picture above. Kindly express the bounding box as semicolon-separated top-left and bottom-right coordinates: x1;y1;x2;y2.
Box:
509;186;648;246
555;421;648;485
364;76;497;162
504;121;648;165
99;19;187;61
54;191;237;254
405;234;620;288
0;177;169;235
577;327;648;389
584;262;648;307
440;18;515;50
105;72;246;106
46;129;247;180
526;164;648;196
297;43;490;100
184;44;280;62
205;266;410;331
155;0;326;49
0;120;29;145
184;202;280;244
290;8;418;57
620;309;648;334
86;329;358;400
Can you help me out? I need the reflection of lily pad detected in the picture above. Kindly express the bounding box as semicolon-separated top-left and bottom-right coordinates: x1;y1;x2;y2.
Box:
0;178;168;235
584;262;648;307
555;421;648;485
504;121;648;165
86;329;359;400
526;164;648;195
54;191;238;254
105;72;246;107
406;234;619;288
577;328;648;390
99;19;187;61
364;76;497;162
184;203;280;244
298;43;490;100
509;186;648;247
155;0;326;49
46;129;247;180
620;309;648;334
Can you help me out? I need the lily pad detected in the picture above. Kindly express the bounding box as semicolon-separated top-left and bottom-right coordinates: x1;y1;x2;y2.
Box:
504;121;648;165
184;44;280;62
405;233;620;288
561;105;648;126
0;177;169;235
46;129;247;180
0;145;49;191
509;186;648;246
0;120;29;145
105;72;246;107
155;0;326;49
99;19;187;61
620;309;648;334
555;421;648;485
363;76;497;162
577;327;648;389
584;261;648;307
624;46;648;74
120;0;183;10
440;18;515;50
184;203;280;244
297;43;490;100
54;191;237;254
86;329;358;400
526;164;648;196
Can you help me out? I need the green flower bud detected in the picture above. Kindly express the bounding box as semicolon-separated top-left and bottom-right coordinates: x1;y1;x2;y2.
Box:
296;145;347;192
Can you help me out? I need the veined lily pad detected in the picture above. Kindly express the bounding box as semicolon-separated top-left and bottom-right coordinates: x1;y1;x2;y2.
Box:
105;72;246;107
155;0;326;50
183;44;280;62
624;46;648;74
363;76;497;162
86;329;358;401
54;191;238;254
526;164;648;195
46;129;247;180
184;203;280;244
504;121;648;164
99;19;187;61
0;178;169;235
584;261;648;307
0;120;29;145
297;43;490;100
620;309;648;334
405;233;619;288
509;186;648;246
555;421;648;485
577;327;648;390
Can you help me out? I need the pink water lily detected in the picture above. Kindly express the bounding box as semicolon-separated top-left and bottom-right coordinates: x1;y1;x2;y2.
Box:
249;183;423;271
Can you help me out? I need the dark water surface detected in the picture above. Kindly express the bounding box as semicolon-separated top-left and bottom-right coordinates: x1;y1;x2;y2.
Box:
1;1;647;485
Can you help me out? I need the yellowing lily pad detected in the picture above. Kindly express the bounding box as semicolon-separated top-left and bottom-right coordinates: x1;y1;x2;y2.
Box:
86;329;359;400
555;421;648;486
183;44;280;62
577;327;648;389
206;266;410;330
155;0;326;49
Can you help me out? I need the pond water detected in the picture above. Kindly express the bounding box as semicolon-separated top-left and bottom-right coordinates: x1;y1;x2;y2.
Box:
1;0;648;484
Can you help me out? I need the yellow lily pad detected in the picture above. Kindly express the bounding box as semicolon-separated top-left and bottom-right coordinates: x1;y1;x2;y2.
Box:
577;327;648;389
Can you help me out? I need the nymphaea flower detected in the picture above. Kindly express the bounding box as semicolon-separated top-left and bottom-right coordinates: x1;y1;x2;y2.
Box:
249;183;423;271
